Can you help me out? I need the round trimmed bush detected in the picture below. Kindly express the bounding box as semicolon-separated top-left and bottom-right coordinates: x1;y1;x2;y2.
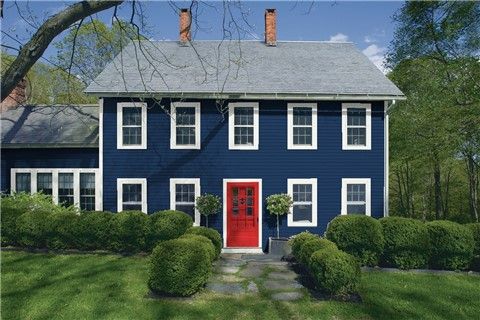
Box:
326;215;384;266
75;211;114;250
186;226;222;259
16;210;53;248
48;211;79;250
110;211;148;253
380;217;430;269
298;237;337;266
309;247;360;296
289;231;319;259
426;220;474;270
148;238;212;296
146;210;193;250
180;234;216;262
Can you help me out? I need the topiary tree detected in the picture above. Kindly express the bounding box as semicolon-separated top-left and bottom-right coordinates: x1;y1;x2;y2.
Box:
266;193;293;238
195;194;221;227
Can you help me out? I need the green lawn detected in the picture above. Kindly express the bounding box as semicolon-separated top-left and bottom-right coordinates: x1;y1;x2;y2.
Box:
2;251;479;320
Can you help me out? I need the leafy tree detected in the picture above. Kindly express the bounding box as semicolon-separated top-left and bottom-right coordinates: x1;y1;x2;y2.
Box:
266;194;293;238
195;194;221;227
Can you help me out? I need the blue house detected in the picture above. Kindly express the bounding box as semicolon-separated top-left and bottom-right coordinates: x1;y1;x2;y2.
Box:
1;9;404;252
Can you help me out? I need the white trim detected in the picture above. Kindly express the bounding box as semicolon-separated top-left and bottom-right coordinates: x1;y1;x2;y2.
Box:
228;102;259;150
221;248;264;254
169;178;201;226
170;102;201;149
116;178;147;213
341;178;371;216
10;168;101;211
287;178;318;227
384;101;389;217
287;103;317;150
116;102;147;149
98;98;104;211
342;103;371;150
222;178;263;250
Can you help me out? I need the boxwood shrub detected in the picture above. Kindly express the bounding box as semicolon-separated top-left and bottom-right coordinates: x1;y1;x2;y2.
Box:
48;211;79;250
380;217;430;269
148;238;212;296
326;215;384;266
110;211;148;253
75;211;114;250
16;210;53;248
146;210;193;250
309;247;360;296
185;226;222;259
298;237;337;266
180;234;216;262
289;231;319;259
426;220;474;270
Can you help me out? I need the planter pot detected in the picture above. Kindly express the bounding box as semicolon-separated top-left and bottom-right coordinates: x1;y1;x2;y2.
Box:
268;237;291;256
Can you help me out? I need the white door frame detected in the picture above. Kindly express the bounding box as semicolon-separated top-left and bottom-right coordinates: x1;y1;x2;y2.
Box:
222;178;263;253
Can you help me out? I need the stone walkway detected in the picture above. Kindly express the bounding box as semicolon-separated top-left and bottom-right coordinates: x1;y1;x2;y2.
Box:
206;254;306;301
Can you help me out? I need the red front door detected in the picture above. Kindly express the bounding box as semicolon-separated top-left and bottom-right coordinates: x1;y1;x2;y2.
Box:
226;182;259;247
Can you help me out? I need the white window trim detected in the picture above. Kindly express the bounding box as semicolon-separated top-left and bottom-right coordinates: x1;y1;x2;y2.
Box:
287;178;318;227
117;178;147;213
287;103;317;150
169;178;201;226
342;103;371;150
10;168;101;211
170;102;201;150
117;102;147;149
341;178;371;216
228;102;259;150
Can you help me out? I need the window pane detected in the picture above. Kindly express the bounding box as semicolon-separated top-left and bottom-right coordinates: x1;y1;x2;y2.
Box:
234;127;253;145
122;107;142;125
347;127;366;145
293;127;312;145
123;204;142;211
176;127;196;145
176;107;195;125
293;184;312;202
175;204;195;218
293;107;312;125
293;204;312;222
15;173;31;193
80;173;96;211
175;184;195;203
37;173;53;195
58;173;74;206
123;184;142;203
347;184;366;202
347;204;366;214
234;107;253;125
123;127;142;145
347;108;366;126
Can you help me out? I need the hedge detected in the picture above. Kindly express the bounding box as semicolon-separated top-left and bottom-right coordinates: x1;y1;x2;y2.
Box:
326;215;384;266
185;226;222;259
426;220;474;270
48;211;79;250
146;210;193;250
466;223;480;255
297;237;337;266
148;238;212;296
16;210;53;248
110;211;149;253
289;231;319;259
180;234;216;262
380;217;430;269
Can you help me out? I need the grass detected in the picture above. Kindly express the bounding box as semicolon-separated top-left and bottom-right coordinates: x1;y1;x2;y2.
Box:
2;251;479;320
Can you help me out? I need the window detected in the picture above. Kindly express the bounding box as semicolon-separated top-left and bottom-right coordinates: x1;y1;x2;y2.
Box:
287;103;317;149
58;173;74;206
287;178;317;227
37;172;53;195
117;102;147;149
342;103;371;150
341;178;371;216
170;178;200;226
170;102;201;149
228;103;259;150
15;173;31;193
117;178;147;213
80;173;96;211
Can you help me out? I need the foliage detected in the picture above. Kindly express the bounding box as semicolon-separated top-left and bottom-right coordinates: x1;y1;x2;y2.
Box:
16;211;53;248
48;211;79;250
148;238;212;296
146;210;193;250
266;193;293;238
110;211;148;254
297;238;337;266
326;215;384;266
195;194;221;227
180;234;216;262
289;231;319;258
186;226;222;259
426;220;474;270
466;223;480;255
75;211;114;250
380;217;430;269
309;248;361;296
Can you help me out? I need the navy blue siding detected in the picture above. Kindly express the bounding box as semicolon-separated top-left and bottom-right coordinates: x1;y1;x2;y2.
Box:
103;98;385;250
1;148;99;192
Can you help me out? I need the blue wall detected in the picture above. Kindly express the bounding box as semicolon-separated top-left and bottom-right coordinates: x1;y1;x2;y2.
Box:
103;98;385;250
1;148;99;192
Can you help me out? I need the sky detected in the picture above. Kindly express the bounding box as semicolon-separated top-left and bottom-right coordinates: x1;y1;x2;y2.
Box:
1;1;404;73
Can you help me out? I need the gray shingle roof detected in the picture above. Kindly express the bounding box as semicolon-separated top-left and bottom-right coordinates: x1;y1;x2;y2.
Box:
1;105;98;148
85;40;404;98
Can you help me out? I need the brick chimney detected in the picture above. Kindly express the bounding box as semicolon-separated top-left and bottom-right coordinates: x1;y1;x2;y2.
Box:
265;9;277;46
179;8;191;44
0;78;27;112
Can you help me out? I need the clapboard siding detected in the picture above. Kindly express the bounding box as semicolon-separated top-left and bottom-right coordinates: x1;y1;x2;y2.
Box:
1;148;99;192
103;98;385;250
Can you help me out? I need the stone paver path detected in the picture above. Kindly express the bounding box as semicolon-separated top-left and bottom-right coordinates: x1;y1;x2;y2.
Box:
207;254;306;301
